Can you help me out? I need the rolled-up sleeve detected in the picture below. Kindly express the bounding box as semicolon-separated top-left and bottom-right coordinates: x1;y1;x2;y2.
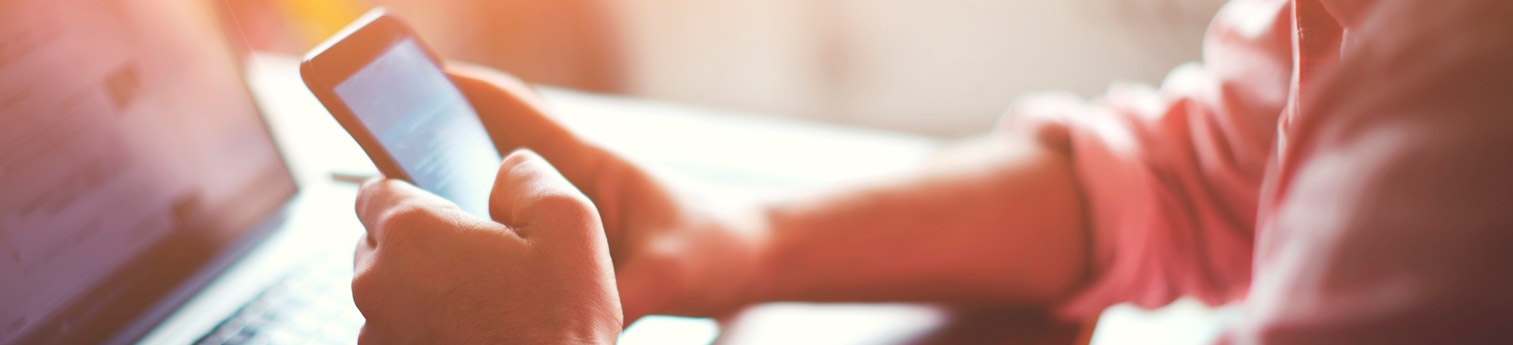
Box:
1012;0;1513;342
1218;0;1513;343
1003;0;1295;317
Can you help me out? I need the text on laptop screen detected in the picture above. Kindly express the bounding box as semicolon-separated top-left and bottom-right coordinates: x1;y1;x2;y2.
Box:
0;0;297;343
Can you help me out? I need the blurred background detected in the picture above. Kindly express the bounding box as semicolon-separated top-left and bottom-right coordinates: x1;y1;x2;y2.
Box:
225;0;1224;137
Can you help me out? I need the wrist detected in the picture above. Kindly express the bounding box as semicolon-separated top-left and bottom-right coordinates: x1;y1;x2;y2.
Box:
723;204;774;311
669;201;773;317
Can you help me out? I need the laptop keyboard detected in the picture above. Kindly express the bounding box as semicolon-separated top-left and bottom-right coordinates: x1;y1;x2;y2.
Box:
195;253;364;345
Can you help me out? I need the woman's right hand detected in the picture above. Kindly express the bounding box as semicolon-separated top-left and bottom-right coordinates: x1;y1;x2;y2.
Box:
446;66;771;324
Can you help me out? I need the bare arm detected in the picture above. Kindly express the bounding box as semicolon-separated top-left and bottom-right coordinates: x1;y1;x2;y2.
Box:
748;133;1089;306
446;67;1095;321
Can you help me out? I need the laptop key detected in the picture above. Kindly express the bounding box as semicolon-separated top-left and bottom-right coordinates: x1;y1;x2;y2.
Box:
199;253;363;345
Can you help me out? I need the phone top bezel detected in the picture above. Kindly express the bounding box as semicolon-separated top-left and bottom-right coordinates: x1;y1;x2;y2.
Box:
299;8;447;184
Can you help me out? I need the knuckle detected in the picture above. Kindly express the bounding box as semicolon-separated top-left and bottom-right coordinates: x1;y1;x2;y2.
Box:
495;151;539;186
501;148;538;167
526;193;599;225
498;151;548;183
349;268;382;309
357;177;386;193
378;204;435;239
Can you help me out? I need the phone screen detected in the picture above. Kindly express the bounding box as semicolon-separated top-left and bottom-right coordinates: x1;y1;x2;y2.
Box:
332;38;500;218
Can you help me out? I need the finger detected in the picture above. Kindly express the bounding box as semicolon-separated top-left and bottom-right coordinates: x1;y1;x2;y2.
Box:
447;67;613;198
354;234;375;272
354;178;457;244
356;325;384;345
489;149;604;245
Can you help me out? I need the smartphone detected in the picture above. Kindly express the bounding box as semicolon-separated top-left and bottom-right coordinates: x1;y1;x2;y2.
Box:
301;8;500;218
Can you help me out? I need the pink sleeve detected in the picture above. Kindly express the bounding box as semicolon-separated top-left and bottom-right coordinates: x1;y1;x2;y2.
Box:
1002;0;1294;316
1217;1;1513;343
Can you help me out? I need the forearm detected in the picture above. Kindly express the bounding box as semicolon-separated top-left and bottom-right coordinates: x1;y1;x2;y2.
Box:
745;134;1089;306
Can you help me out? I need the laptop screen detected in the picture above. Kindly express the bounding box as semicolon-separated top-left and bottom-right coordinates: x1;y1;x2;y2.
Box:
0;0;297;343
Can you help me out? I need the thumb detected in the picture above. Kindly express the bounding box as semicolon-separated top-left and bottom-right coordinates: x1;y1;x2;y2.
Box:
488;148;605;247
355;178;463;244
489;148;627;331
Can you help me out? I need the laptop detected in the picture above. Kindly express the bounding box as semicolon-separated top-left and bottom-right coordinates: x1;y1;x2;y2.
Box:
1;0;365;344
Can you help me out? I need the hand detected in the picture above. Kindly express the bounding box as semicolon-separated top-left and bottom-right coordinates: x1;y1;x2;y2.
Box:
447;66;770;323
352;150;621;344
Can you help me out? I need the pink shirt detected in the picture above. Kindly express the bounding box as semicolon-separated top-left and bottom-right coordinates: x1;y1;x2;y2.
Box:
1009;0;1513;343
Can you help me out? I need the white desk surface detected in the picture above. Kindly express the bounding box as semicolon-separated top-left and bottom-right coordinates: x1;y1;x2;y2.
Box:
145;53;1231;345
